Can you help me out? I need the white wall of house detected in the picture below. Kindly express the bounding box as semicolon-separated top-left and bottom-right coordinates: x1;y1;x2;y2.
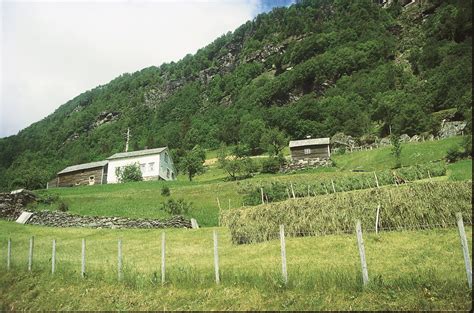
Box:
107;150;176;183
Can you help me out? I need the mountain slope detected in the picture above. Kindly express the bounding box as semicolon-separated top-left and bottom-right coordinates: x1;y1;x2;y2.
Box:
0;0;471;190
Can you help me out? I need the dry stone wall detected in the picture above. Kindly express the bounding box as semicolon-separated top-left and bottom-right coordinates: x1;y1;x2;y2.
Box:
0;190;192;229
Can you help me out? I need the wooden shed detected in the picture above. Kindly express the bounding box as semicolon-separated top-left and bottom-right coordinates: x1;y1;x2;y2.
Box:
56;160;108;187
289;137;331;161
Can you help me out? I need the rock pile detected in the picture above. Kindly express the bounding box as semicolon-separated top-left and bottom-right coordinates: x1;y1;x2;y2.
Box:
0;190;37;221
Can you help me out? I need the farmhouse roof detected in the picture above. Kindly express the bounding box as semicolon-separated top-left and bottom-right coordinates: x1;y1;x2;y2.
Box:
57;160;108;175
107;147;167;160
289;138;330;148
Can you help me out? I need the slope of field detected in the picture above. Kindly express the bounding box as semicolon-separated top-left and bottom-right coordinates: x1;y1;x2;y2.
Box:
32;137;470;226
0;221;472;310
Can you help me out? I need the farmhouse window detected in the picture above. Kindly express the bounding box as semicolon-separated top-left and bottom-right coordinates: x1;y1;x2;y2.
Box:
148;162;155;171
140;163;146;172
166;168;170;178
164;152;169;163
304;148;311;155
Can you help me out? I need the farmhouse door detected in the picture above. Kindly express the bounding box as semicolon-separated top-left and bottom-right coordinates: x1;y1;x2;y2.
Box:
89;176;95;185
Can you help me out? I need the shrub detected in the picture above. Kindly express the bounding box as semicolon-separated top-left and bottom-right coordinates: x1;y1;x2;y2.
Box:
116;163;143;183
161;186;171;196
57;201;69;212
161;198;192;215
261;157;281;174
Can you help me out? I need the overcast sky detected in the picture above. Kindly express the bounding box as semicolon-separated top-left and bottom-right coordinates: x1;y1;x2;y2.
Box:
0;0;294;138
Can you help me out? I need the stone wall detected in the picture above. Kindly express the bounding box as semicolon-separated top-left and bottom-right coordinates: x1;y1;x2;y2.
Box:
0;190;192;229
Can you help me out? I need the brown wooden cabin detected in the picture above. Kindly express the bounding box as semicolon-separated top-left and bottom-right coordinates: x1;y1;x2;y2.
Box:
289;137;331;161
56;160;108;187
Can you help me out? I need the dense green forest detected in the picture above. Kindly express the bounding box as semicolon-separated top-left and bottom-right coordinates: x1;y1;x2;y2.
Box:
0;0;471;190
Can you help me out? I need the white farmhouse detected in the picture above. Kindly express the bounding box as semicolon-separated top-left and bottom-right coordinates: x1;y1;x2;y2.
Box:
106;147;176;183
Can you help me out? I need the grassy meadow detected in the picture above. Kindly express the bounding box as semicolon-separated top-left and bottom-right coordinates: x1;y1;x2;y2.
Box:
30;136;470;227
0;221;472;310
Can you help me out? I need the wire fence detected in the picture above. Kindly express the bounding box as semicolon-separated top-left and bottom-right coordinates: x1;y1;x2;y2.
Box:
2;214;472;289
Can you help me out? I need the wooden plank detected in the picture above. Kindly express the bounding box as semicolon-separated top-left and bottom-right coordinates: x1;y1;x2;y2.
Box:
52;239;56;274
213;230;220;284
356;221;369;285
280;225;288;284
261;187;265;205
81;238;86;278
331;180;336;193
290;183;296;199
161;232;166;285
456;213;472;288
28;236;34;271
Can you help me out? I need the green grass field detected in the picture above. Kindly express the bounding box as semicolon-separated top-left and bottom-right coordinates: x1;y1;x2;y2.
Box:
32;137;471;226
0;221;471;310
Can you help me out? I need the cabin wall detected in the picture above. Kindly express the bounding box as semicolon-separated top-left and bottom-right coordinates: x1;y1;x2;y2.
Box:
290;144;330;161
57;167;105;187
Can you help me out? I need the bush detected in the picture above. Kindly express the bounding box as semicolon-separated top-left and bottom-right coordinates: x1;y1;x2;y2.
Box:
57;201;69;212
161;186;171;196
161;198;192;215
116;163;143;183
261;157;281;174
446;146;465;163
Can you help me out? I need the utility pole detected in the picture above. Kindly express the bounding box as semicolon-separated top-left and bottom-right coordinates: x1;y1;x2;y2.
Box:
125;127;130;152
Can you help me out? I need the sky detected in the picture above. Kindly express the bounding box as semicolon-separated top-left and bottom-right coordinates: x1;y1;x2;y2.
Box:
0;0;295;138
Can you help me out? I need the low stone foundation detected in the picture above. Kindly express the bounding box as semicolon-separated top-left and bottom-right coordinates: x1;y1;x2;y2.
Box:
280;158;332;173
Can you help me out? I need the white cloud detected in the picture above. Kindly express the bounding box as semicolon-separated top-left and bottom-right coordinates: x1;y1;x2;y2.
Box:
1;0;294;138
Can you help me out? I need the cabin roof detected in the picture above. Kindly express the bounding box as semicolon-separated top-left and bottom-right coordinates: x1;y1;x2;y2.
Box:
57;160;108;175
289;138;330;148
107;147;167;160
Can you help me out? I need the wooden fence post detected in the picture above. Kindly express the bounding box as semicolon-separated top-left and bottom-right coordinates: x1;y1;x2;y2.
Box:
290;183;296;199
286;188;291;200
216;197;222;226
118;239;123;281
356;221;369;286
7;238;11;271
279;225;288;284
456;213;472;288
161;232;166;285
374;172;380;189
52;239;56;274
375;205;380;234
81;238;86;278
261;187;265;205
28;236;34;271
213;230;220;284
331;180;336;193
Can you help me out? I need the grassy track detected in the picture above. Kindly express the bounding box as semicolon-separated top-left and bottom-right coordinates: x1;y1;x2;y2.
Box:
0;221;472;310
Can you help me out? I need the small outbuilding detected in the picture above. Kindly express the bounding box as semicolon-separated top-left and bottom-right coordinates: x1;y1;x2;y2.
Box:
289;137;331;162
56;160;109;187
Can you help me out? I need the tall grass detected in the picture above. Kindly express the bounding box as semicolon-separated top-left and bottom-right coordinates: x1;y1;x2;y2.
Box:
222;181;472;244
0;221;472;310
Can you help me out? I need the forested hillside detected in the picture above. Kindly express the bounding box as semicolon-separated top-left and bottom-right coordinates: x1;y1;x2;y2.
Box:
0;0;471;190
